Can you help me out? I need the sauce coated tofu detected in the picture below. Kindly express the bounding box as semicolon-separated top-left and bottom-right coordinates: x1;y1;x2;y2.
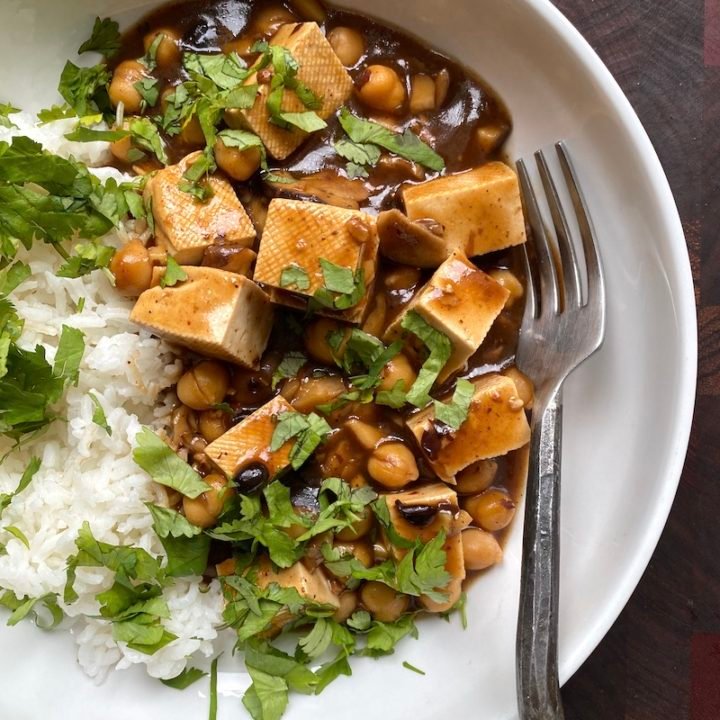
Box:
255;556;340;609
205;395;295;479
253;198;379;323
407;373;531;483
130;266;273;367
144;153;256;264
232;23;353;160
402;162;527;257
382;483;470;613
384;251;509;381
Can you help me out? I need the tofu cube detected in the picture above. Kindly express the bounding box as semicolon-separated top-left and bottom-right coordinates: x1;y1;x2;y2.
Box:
384;251;509;381
402;162;527;257
382;483;470;613
255;556;340;609
205;395;295;479
253;198;379;323
130;266;273;367
407;373;531;483
144;153;256;265
236;23;353;160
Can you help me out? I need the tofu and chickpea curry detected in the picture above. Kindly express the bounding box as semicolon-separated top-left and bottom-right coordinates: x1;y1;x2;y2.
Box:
4;0;533;712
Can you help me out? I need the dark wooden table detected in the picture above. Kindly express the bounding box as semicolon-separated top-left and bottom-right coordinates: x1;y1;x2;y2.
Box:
551;1;718;718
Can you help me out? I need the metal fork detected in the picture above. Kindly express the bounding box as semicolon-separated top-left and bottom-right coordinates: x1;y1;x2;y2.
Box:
514;142;606;720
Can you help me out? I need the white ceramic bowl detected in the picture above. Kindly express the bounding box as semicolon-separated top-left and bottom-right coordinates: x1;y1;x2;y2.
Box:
0;1;697;719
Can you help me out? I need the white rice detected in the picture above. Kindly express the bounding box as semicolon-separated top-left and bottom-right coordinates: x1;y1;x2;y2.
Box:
0;114;225;681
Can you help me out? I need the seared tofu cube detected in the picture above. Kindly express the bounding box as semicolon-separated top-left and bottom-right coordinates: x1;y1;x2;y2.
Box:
130;266;273;367
407;373;531;483
255;556;339;609
236;23;353;160
384;251;509;381
402;162;527;257
205;395;295;479
382;483;470;613
144;153;256;264
253;198;379;323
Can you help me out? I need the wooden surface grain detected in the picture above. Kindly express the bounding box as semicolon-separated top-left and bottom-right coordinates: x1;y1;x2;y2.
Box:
550;2;716;718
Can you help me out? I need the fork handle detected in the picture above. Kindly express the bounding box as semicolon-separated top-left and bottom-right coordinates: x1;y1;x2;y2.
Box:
516;390;565;720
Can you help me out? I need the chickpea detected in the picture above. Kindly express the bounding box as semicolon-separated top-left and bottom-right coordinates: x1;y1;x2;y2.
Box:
333;591;358;623
327;27;365;67
345;419;383;450
461;528;503;571
108;60;147;113
503;367;534;409
180;115;206;147
367;441;419;489
291;376;346;413
334;540;374;569
289;0;326;22
253;6;295;35
455;459;498;495
110;239;153;297
183;473;233;528
356;65;406;113
198;409;231;443
378;353;417;393
488;269;524;308
409;74;436;114
335;507;374;541
463;489;516;532
177;361;230;411
214;138;262;181
360;582;409;622
143;28;182;69
304;317;348;365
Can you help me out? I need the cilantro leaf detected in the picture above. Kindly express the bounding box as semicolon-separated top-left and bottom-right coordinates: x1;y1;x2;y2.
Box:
0;590;63;629
400;311;452;406
433;378;474;430
63;126;130;143
146;503;203;539
375;379;408;408
320;258;354;294
132;427;209;499
0;261;31;295
278;112;327;133
338;108;445;171
161;666;208;690
128;118;168;165
271;351;306;389
243;667;289;720
333;138;381;167
269;411;331;470
53;325;85;387
217;128;266;167
184;52;250;91
279;264;310;291
89;392;111;435
160;257;188;288
0;457;40;519
0;103;19;130
58;61;110;118
345;162;369;179
364;615;418;657
37;105;76;124
134;77;160;110
56;241;114;278
78;17;121;58
311;260;365;311
4;525;29;548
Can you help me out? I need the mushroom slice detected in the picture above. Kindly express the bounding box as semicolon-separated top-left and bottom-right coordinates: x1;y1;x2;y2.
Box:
377;208;451;268
266;170;370;210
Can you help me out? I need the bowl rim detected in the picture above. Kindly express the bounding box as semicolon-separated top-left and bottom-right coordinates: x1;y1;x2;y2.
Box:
525;0;698;684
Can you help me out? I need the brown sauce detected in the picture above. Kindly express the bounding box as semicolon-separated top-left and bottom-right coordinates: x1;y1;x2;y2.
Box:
117;0;527;587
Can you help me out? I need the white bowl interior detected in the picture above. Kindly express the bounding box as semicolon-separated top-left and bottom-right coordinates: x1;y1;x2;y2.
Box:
0;1;696;719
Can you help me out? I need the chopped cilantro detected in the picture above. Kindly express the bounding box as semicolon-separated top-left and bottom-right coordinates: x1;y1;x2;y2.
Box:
338;107;445;172
209;656;219;720
0;103;19;130
0;457;39;519
76;297;86;313
57;61;111;118
345;162;369;179
269;411;331;470
400;311;452;406
279;264;310;291
434;378;474;430
160;257;188;288
63;126;130;143
140;32;165;71
146;503;210;577
375;379;408;408
56;241;114;278
53;325;85;387
128;117;168;165
160;666;208;690
271;351;307;389
0;261;30;295
134;77;161;111
78;17;121;58
36;104;77;124
132;427;210;499
311;259;365;311
0;590;63;629
402;660;426;675
88;392;111;435
3;525;29;549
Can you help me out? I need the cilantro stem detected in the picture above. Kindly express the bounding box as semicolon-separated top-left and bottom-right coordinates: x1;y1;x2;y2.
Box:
208;655;219;720
52;243;70;261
